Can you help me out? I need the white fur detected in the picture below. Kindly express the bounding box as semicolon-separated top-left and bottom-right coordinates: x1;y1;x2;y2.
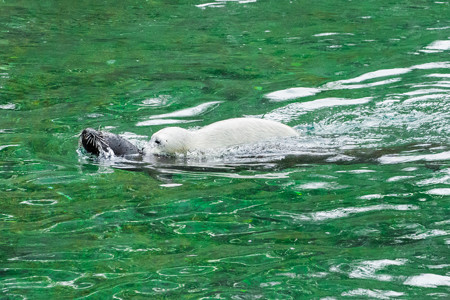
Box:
148;118;298;155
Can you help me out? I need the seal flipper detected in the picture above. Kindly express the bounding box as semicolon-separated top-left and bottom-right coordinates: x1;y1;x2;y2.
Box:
80;128;142;157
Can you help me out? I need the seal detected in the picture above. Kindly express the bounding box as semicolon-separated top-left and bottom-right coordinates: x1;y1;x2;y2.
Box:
149;118;298;155
80;128;142;157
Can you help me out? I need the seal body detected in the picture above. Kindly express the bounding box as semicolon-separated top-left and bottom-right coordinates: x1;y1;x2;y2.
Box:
80;128;141;157
149;118;298;155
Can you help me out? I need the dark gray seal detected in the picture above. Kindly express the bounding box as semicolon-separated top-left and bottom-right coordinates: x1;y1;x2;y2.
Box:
80;128;142;157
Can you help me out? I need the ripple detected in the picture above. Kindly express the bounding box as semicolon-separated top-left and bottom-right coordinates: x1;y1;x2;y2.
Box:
399;229;449;240
0;103;16;110
136;101;221;126
404;273;450;288
263;61;449;107
313;32;355;37
403;93;449;104
0;276;53;289
113;279;183;297
111;245;161;253
136;119;199;127
208;253;281;266
20;199;58;206
265;87;321;102
0;268;82;290
0;144;20;151
341;288;404;299
157;266;217;277
294;204;418;222
426;188;450;196
416;168;450;187
261;97;372;122
43;219;96;233
9;252;114;262
331;259;407;282
171;221;257;236
32;175;81;185
0;213;14;220
200;291;293;300
337;169;375;174
402;88;448;96
421;40;450;53
138;95;172;107
296;181;345;190
144;101;221;120
378;151;450;164
196;0;257;9
426;73;450;78
358;193;413;200
386;176;415;182
160;183;183;187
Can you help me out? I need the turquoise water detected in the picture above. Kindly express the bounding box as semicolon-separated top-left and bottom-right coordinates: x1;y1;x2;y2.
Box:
1;0;449;298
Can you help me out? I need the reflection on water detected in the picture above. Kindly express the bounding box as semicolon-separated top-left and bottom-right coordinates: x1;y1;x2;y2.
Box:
1;0;449;299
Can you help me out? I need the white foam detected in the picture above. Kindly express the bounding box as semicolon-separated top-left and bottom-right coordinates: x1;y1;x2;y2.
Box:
404;273;450;288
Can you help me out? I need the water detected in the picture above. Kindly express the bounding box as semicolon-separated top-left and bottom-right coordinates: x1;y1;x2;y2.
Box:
1;0;449;298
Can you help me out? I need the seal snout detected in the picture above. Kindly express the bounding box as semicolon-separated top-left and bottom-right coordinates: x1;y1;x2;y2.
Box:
80;128;105;156
80;127;142;157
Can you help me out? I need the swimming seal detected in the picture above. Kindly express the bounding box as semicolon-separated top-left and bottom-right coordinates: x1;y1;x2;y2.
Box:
80;128;142;157
149;118;298;155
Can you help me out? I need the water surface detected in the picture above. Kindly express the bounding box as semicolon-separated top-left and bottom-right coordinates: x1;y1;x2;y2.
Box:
1;0;449;298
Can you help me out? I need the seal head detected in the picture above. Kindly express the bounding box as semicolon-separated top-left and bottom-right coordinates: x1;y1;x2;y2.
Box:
149;127;193;155
80;128;141;157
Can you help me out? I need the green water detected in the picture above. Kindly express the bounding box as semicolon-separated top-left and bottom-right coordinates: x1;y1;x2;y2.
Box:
1;0;449;298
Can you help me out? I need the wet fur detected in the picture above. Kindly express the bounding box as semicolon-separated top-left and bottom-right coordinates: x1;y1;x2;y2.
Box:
80;128;141;157
149;118;298;155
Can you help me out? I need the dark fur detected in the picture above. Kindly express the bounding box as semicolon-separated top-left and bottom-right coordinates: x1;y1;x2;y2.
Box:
80;128;142;157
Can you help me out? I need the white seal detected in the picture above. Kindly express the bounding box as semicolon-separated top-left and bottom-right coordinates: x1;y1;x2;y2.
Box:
148;118;298;155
